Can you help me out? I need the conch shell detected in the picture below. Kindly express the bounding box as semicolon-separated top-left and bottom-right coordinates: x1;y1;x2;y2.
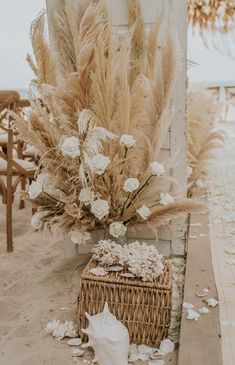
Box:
82;303;129;365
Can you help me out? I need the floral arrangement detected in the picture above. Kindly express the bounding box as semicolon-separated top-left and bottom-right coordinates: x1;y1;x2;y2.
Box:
14;0;201;244
92;240;164;282
188;0;235;53
187;88;226;193
188;0;235;32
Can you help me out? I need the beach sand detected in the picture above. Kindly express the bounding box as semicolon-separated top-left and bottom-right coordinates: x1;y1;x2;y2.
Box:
0;199;177;365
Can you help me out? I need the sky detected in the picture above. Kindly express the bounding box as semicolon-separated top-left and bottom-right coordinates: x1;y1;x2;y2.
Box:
0;0;235;90
0;0;45;90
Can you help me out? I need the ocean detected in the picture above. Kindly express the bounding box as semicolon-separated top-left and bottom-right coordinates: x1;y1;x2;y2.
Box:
18;88;29;99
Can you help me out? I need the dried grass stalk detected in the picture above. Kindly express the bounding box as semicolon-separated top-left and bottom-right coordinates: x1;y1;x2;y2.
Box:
187;88;226;191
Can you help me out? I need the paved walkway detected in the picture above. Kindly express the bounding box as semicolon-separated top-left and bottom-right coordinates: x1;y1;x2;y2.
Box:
207;121;235;365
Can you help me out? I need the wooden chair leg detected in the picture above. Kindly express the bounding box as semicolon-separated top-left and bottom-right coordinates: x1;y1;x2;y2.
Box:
19;177;26;209
6;183;13;253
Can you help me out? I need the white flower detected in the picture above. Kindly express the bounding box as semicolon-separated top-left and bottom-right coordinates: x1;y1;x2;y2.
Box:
137;205;151;220
60;136;80;158
37;172;50;187
79;187;95;205
28;181;43;199
123;178;140;193
160;193;174;205
90;153;110;175
109;222;127;238
90;199;109;220
120;134;136;149
187;166;193;178
150;161;165;176
31;211;48;230
70;230;91;245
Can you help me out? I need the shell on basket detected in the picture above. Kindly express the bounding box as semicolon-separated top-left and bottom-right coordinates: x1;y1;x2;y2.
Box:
82;302;129;365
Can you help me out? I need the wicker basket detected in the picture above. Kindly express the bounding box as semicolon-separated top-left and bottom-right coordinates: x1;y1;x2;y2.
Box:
77;259;172;347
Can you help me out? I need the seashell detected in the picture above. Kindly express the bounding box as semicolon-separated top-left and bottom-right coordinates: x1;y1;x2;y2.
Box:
120;273;135;278
183;302;194;309
82;302;129;365
203;288;210;294
207;298;219;307
199;307;209;314
158;339;174;356
72;348;85;357
67;338;82;346
187;309;200;321
90;267;108;276
105;266;123;272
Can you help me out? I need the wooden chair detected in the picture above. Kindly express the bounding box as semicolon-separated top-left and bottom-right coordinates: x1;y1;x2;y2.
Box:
0;91;36;252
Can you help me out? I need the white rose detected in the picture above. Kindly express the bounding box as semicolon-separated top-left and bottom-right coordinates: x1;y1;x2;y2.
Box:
37;172;49;185
79;188;95;205
109;222;127;238
150;161;165;176
70;230;91;245
120;134;136;149
137;205;151;220
60;136;80;158
187;166;193;178
90;153;110;175
90;199;109;220
28;181;43;199
31;211;48;230
160;193;174;205
123;178;140;193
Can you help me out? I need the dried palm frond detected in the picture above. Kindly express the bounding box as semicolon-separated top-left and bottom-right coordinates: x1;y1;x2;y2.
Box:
187;88;226;192
15;0;201;238
27;10;56;89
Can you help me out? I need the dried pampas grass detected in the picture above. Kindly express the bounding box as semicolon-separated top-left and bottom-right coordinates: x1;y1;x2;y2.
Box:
188;0;235;55
187;88;226;193
14;0;202;239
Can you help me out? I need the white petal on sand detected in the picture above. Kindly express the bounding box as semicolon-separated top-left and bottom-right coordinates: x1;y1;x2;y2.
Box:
199;307;209;314
149;360;165;365
183;302;194;309
187;309;200;320
191;223;202;227
158;339;174;355
72;348;85;357
207;298;219;307
67;338;82;346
